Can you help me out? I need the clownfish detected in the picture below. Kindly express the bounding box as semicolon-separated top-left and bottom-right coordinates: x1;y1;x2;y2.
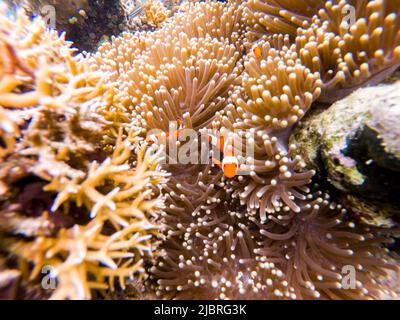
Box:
253;45;262;59
207;133;239;179
146;119;184;146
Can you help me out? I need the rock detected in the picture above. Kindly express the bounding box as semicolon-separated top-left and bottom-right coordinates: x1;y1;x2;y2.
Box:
291;81;400;226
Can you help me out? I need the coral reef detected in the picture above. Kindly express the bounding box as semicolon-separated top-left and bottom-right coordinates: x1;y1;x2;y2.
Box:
0;3;79;156
0;0;400;300
12;134;168;299
0;6;168;299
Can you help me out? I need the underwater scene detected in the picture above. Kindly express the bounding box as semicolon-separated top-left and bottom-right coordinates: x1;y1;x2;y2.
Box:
0;0;399;300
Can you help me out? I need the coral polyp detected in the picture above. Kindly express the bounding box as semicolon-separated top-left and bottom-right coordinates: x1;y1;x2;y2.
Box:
0;0;399;300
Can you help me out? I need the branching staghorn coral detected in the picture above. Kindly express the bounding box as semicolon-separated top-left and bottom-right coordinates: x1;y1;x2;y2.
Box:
295;0;400;102
0;6;62;155
6;128;168;299
0;3;105;156
0;7;169;299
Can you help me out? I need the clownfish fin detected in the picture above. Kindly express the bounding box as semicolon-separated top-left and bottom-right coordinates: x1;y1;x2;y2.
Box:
146;135;159;146
212;157;223;170
146;131;167;145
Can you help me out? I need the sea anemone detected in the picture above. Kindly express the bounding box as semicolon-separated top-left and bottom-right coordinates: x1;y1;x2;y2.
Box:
296;0;400;102
91;32;242;132
143;0;171;28
161;0;245;51
152;173;399;299
256;191;400;299
233;35;322;131
150;162;295;300
209;35;320;221
244;0;325;42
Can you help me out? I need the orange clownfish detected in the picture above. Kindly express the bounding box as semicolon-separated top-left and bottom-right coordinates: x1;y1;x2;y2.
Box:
253;45;262;59
146;119;184;146
208;133;239;179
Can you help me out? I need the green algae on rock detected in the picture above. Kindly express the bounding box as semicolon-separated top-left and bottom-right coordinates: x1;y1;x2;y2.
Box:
291;81;400;226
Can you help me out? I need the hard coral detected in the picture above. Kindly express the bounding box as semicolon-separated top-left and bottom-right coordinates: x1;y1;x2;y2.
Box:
13;130;168;299
0;3;76;156
4;124;168;299
0;7;168;300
